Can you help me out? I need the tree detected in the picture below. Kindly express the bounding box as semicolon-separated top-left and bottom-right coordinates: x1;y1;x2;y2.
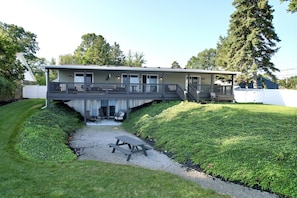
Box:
71;33;126;66
73;33;111;65
59;54;76;65
218;0;280;88
171;61;181;69
278;75;297;89
109;42;125;65
186;48;217;70
124;50;146;67
0;22;39;97
280;0;297;13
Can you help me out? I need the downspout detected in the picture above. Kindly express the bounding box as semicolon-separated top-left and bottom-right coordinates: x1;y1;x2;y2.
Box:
83;70;87;125
42;68;50;109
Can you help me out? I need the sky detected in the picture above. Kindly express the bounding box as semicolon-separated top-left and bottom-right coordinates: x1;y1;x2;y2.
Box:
1;0;297;79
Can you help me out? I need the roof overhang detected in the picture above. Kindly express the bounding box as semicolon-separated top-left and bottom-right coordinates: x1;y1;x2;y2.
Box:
44;65;240;75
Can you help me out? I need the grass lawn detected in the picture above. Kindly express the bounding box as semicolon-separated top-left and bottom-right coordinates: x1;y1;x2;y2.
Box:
123;101;297;197
0;99;227;198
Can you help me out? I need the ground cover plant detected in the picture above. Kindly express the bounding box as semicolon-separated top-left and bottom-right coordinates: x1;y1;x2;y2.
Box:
0;99;227;197
122;101;297;197
15;102;84;162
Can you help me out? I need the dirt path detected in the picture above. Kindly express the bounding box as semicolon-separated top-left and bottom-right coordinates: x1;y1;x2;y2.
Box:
70;124;279;198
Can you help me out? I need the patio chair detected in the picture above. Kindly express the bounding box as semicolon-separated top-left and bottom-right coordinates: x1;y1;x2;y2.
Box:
86;110;97;122
210;92;217;101
98;108;105;119
114;111;126;121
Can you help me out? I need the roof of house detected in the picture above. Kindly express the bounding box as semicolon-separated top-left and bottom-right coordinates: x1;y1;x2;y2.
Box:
16;53;36;82
44;65;239;75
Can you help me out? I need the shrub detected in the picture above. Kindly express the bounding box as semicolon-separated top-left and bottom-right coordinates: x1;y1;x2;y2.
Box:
15;102;83;162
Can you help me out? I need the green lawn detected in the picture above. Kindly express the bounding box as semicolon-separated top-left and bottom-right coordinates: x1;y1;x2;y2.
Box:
123;101;297;197
0;100;227;198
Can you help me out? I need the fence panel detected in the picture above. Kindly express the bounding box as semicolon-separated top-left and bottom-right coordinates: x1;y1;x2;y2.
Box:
23;85;46;99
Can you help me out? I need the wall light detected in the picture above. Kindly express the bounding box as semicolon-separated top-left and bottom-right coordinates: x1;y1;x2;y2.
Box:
117;75;121;80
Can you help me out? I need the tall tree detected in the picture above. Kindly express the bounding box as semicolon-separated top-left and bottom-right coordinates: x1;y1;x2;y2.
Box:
124;50;146;67
186;48;217;70
59;54;76;65
0;22;39;97
73;33;110;65
219;0;280;88
72;33;126;65
171;61;181;69
109;42;125;65
280;0;297;12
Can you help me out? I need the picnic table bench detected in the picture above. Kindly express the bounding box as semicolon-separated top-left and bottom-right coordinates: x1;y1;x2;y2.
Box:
108;135;152;161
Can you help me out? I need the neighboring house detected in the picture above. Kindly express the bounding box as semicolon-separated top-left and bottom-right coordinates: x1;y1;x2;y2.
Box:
44;65;238;121
239;77;279;89
16;53;37;83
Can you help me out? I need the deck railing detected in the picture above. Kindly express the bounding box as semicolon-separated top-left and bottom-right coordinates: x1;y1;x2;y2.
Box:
47;82;233;101
48;82;183;100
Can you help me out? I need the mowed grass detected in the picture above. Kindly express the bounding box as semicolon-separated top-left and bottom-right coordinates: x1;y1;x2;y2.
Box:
0;99;227;198
122;101;297;197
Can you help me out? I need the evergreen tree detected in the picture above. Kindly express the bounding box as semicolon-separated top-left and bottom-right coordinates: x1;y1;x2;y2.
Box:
219;0;280;88
171;61;181;69
280;0;297;13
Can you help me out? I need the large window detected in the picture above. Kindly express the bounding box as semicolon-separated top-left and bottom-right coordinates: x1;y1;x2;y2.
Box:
122;74;139;92
74;73;93;83
142;74;158;92
74;73;93;91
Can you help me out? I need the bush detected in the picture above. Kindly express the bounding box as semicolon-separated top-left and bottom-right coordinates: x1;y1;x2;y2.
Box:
15;102;83;162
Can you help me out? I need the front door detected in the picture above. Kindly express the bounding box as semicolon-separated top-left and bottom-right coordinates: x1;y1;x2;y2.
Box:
186;75;201;91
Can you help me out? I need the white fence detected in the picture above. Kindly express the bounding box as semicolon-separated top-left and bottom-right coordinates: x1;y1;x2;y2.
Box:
23;85;46;99
22;85;297;108
234;89;297;108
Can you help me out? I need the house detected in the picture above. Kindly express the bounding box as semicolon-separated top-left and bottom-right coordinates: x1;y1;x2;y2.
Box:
44;65;238;122
238;77;279;89
16;53;37;83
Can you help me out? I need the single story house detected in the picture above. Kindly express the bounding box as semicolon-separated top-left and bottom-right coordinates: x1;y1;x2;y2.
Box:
239;77;279;89
44;65;238;122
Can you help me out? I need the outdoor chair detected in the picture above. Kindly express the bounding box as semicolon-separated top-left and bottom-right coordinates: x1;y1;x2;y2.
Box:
114;111;126;121
86;110;97;122
210;92;217;101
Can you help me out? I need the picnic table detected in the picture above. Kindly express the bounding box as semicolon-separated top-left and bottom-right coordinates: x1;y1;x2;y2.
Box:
108;135;151;161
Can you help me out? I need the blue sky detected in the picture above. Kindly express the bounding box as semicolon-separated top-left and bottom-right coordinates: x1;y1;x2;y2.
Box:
1;0;296;78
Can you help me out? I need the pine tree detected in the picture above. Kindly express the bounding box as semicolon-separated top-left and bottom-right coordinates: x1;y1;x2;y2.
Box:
220;0;280;88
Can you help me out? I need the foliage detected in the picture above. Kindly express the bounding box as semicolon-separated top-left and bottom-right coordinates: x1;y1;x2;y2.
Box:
15;102;83;162
59;53;77;65
0;22;39;96
27;56;55;85
281;0;297;12
171;61;181;69
0;76;17;97
123;102;297;197
278;75;297;89
70;33;127;66
217;0;280;88
186;48;217;70
59;34;146;67
0;99;226;198
125;50;147;67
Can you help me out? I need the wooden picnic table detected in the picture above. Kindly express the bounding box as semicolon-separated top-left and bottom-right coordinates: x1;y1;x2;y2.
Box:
108;135;151;161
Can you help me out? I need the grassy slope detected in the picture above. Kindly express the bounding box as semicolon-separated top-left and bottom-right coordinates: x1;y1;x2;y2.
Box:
0;100;227;198
122;101;297;197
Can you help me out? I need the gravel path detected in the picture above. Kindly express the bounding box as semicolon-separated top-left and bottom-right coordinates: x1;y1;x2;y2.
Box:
70;122;279;198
